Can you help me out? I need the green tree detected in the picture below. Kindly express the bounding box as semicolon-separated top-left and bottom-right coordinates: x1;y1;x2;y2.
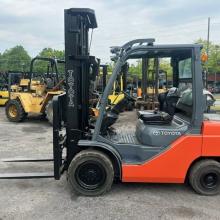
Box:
0;45;31;72
38;48;64;59
196;39;220;74
126;59;172;80
34;48;65;74
160;59;172;79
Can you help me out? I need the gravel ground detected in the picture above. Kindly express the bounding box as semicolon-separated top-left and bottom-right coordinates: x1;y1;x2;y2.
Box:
0;107;220;220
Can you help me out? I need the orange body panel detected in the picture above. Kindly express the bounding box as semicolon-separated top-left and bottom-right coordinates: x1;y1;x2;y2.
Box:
122;135;202;183
202;121;220;156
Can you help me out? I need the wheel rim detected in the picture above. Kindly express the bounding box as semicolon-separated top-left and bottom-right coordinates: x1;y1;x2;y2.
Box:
8;105;18;118
75;160;106;190
200;172;219;189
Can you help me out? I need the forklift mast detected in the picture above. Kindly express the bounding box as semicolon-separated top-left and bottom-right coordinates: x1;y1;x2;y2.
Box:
100;64;108;92
121;63;129;92
53;8;99;179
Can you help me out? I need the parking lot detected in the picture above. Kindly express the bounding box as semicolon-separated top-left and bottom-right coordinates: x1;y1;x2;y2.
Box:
0;107;220;220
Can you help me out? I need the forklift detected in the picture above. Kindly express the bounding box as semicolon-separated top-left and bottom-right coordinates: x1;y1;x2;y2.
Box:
0;72;23;105
97;63;130;106
1;8;220;197
91;63;134;118
135;58;168;110
96;64;108;93
5;57;65;124
108;63;129;105
0;72;9;105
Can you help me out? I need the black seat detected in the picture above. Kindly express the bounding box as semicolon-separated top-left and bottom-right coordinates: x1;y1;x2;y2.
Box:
158;92;167;111
137;110;173;125
135;88;191;147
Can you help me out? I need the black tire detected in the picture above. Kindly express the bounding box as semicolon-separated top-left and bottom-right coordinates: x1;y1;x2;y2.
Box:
5;99;26;122
189;159;220;196
68;149;114;196
45;100;53;125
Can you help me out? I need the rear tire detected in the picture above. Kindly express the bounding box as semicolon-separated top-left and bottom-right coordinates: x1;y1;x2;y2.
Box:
189;159;220;196
45;100;53;125
68;149;114;196
5;99;26;122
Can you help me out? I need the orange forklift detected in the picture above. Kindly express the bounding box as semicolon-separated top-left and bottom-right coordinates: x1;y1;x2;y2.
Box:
1;8;220;197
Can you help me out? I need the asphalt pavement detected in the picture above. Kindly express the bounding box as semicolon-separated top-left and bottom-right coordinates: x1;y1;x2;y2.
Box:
0;107;220;220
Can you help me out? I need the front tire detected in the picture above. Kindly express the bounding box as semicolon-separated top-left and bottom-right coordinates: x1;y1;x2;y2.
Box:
189;159;220;196
68;149;114;196
5;99;26;122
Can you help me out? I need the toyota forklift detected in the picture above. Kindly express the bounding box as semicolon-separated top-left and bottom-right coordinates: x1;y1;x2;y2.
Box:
1;8;220;197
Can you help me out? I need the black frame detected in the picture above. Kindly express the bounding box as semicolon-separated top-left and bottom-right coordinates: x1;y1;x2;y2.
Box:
53;8;99;179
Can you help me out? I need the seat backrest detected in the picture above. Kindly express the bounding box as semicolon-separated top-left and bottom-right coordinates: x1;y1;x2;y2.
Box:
158;87;179;115
158;92;167;111
19;79;30;86
176;88;193;115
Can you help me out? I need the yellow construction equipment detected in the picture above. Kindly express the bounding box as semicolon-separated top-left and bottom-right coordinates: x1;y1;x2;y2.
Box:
5;57;65;124
0;91;9;105
0;72;9;105
0;72;23;106
108;75;125;104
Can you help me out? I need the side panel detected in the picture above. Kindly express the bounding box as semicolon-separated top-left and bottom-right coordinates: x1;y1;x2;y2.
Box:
11;93;44;113
0;91;9;105
40;91;63;112
0;99;8;105
122;135;202;183
202;121;220;156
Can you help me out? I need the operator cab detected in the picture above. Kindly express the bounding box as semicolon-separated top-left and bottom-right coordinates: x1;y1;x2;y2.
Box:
97;43;204;151
29;57;65;94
